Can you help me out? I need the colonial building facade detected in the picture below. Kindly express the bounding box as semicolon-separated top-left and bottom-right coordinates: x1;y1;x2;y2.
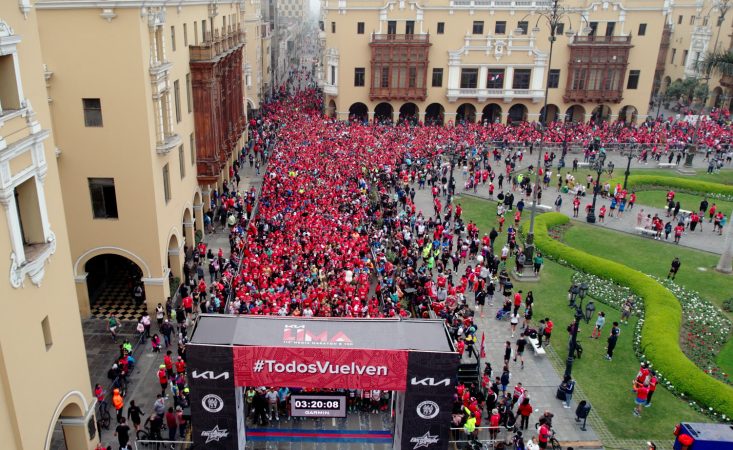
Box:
0;3;95;449
319;0;668;124
35;0;249;319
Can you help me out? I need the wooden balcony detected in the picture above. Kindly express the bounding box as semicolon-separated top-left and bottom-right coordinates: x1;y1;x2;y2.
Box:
370;87;427;101
571;35;632;45
371;33;430;43
563;90;624;103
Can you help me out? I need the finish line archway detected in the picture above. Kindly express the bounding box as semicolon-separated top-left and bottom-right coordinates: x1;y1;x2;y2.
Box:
188;315;458;449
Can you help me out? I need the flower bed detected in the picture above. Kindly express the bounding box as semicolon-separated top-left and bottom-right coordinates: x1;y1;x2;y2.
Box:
523;212;733;420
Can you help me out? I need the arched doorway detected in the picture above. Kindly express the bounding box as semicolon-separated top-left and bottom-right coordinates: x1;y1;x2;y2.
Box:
183;207;194;249
456;103;476;123
168;234;182;294
539;104;559;124
399;102;419;125
193;191;204;237
481;103;502;124
565;104;586;123
425;103;445;125
507;104;528;124
591;104;611;123
374;102;394;123
246;99;256;120
348;102;368;123
47;395;94;450
711;86;724;108
618;105;638;124
85;254;145;319
326;100;336;118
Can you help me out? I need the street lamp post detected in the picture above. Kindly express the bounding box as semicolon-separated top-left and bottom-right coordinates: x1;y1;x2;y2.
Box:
585;154;606;223
622;145;638;190
521;0;586;262
564;308;584;379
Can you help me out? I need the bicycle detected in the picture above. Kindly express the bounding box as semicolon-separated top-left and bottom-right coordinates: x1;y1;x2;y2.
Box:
136;415;167;443
96;400;111;431
534;422;562;450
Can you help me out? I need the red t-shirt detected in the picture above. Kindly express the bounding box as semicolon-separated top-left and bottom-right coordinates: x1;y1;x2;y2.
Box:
636;385;649;400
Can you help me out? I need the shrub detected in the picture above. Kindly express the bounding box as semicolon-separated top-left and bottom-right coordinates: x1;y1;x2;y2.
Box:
525;213;733;418
606;175;733;197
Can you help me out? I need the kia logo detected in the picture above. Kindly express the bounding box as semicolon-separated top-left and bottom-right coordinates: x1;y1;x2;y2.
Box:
192;370;230;380
410;377;451;387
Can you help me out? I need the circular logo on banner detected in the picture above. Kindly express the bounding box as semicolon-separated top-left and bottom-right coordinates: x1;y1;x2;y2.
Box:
416;400;440;419
202;394;224;413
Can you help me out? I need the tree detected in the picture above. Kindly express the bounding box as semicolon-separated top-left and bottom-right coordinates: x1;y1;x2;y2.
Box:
698;50;733;78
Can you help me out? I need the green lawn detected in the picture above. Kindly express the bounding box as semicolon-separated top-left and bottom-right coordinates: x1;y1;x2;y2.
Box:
561;222;733;318
621;168;733;186
631;190;733;216
458;195;711;440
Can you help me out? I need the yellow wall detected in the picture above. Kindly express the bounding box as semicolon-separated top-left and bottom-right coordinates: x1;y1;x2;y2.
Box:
0;3;94;449
322;0;666;122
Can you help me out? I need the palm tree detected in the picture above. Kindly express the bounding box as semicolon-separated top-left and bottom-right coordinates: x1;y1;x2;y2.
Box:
698;50;733;78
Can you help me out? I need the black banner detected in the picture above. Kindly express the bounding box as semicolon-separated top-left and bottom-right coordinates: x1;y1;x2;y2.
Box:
401;351;459;450
187;344;239;449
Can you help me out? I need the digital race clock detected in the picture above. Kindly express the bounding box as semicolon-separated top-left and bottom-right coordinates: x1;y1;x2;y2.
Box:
290;394;347;417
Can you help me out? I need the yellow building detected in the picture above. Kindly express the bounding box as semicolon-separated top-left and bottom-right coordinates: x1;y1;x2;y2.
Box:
320;0;668;124
245;0;274;110
660;0;733;110
35;0;248;320
0;3;95;450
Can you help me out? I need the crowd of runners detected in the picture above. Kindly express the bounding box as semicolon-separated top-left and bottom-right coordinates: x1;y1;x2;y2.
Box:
98;69;733;449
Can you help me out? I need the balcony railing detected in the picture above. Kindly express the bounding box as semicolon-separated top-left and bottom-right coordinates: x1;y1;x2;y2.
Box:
451;0;550;6
563;89;623;103
323;83;338;96
371;33;430;43
571;35;632;45
446;87;544;102
369;87;427;101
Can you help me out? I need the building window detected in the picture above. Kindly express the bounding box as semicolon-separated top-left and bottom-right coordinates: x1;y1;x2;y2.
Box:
432;68;443;87
88;178;118;219
571;68;587;90
173;80;181;123
0;54;22;112
517;21;528;35
677;15;683;24
627;70;640;89
186;74;192;113
487;69;504;88
437;22;445;34
406;21;415;35
387;21;397;35
547;69;560;88
331;66;336;85
588;22;598;35
690;15;695;25
331;21;336;33
605;22;615;36
14;178;44;247
460;68;479;89
682;49;689;67
354;67;365;86
381;67;390;88
179;145;186;178
194;21;199;44
703;17;709;26
42;316;53;351
184;24;188;46
190;133;196;166
357;22;365;34
671;48;677;64
82;98;103;127
472;21;484;34
408;67;417;88
171;26;176;51
512;69;531;89
638;23;647;36
319;21;324;31
495;21;506;34
554;23;564;35
163;164;171;203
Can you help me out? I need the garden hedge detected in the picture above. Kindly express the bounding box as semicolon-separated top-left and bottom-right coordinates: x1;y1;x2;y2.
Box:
525;213;733;418
606;175;733;197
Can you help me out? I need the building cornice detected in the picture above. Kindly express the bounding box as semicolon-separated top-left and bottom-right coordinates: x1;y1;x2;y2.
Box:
35;0;243;10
